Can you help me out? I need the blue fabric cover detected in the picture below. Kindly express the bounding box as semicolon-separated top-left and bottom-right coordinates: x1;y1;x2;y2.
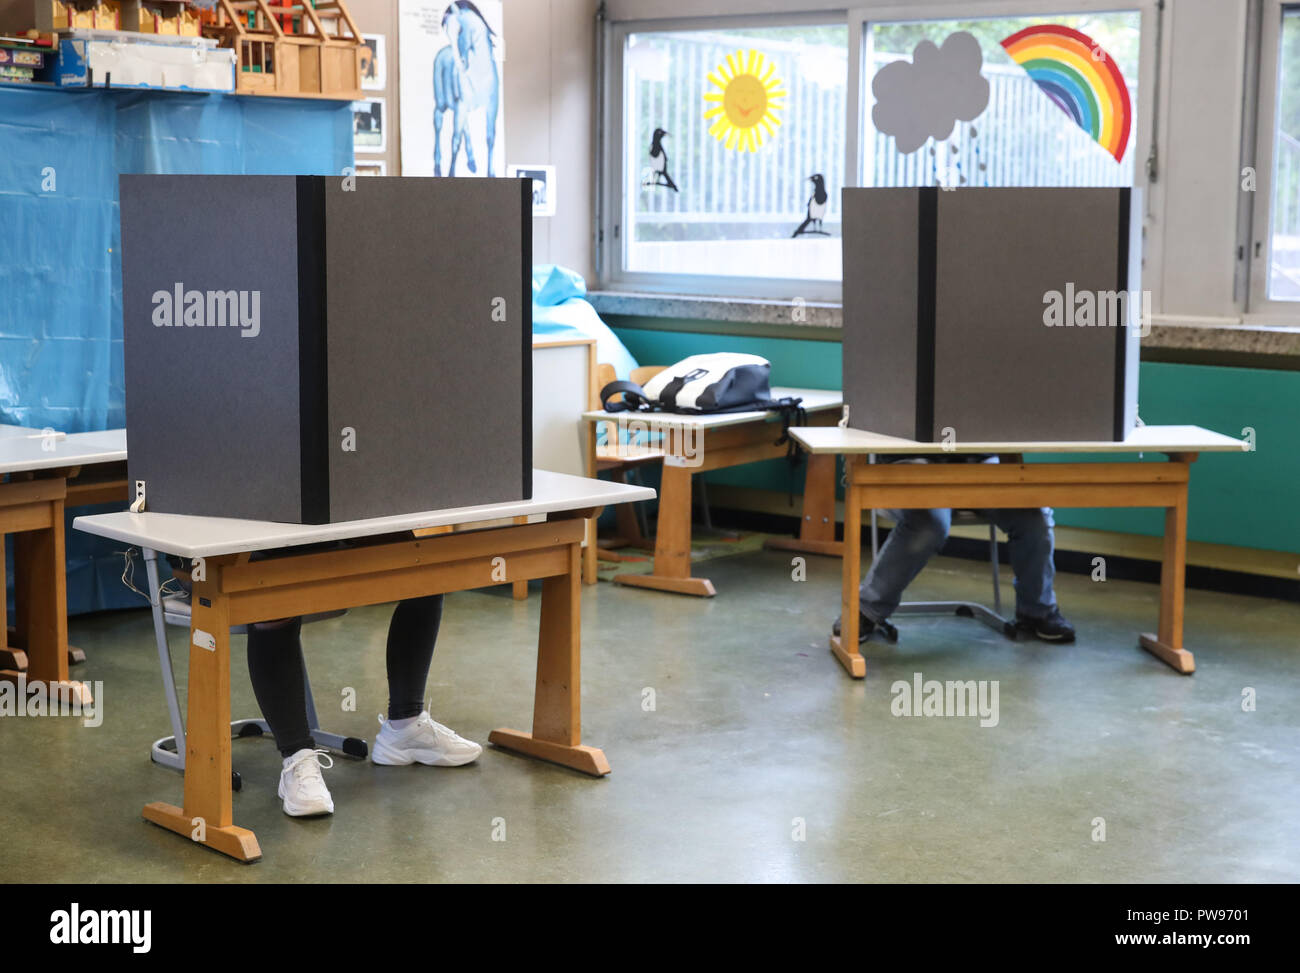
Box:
531;264;638;380
0;86;352;614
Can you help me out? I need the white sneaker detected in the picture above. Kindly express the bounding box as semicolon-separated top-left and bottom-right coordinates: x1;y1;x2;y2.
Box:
278;748;335;817
371;712;482;767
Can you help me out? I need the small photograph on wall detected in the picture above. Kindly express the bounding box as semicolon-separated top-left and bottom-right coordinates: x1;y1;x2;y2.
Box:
360;34;387;91
355;159;387;177
508;164;557;217
399;0;505;178
353;98;386;153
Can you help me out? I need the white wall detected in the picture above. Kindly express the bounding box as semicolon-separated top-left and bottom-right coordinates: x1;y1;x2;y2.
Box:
504;0;601;281
344;0;600;279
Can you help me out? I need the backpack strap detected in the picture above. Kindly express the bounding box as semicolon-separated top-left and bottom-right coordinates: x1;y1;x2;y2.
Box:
768;396;809;505
599;380;655;413
655;367;707;410
770;396;809;467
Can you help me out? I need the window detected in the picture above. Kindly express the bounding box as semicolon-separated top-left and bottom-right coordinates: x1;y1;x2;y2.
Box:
860;10;1141;188
1264;6;1300;301
607;20;849;295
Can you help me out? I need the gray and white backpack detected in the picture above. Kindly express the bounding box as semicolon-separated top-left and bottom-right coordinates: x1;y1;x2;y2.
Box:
600;353;802;417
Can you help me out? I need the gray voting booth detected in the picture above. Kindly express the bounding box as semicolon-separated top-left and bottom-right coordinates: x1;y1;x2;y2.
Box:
842;187;1142;443
120;175;532;524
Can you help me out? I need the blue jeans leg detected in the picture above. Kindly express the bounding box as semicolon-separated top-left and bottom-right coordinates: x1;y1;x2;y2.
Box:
983;506;1058;619
859;508;951;622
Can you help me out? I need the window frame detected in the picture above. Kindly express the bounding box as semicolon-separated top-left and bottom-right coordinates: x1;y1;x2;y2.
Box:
1248;0;1300;317
850;0;1157;191
598;11;856;302
598;1;1159;304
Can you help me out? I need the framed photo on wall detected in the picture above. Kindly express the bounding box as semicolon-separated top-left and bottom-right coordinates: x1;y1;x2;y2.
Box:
360;34;386;91
508;164;557;217
352;97;386;153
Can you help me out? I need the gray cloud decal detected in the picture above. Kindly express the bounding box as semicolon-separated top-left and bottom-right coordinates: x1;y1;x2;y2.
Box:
871;31;990;154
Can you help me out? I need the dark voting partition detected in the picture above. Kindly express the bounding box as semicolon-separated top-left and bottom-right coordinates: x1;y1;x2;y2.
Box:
120;175;532;524
842;187;1142;443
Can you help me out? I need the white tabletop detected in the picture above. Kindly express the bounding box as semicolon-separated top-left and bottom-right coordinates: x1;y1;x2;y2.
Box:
0;427;128;476
583;387;842;430
789;424;1248;455
73;468;655;559
65;428;128;458
0;423;48;440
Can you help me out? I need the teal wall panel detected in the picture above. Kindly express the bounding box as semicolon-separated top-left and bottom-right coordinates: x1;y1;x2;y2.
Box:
612;324;1299;555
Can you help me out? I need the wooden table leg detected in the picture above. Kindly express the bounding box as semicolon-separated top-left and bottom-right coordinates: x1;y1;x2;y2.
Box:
490;540;610;776
829;463;866;679
765;452;844;558
143;566;261;862
3;476;86;674
1140;474;1195;674
510;517;530;599
597;472;650;560
613;462;715;597
582;517;598;585
0;552;28;675
612;489;647;547
10;497;91;706
1;634;82;668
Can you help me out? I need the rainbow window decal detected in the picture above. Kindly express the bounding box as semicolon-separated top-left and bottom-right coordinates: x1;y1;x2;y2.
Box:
1000;24;1131;163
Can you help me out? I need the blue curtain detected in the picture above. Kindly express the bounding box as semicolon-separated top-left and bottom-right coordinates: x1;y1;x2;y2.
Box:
0;86;353;613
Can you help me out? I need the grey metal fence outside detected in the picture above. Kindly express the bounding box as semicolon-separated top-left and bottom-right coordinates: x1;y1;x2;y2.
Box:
629;36;1137;236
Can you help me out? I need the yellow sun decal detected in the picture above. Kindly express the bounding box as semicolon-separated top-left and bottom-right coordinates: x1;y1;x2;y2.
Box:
704;49;786;152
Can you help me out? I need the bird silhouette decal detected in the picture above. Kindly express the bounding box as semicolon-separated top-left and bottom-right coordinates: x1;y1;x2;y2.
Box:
647;128;679;192
792;174;829;237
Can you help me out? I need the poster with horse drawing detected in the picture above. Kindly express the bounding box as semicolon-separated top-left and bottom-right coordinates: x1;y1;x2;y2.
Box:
399;0;505;178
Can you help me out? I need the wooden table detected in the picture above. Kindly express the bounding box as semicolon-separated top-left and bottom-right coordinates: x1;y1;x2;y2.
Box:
74;469;654;863
0;427;127;704
531;335;600;592
788;424;1248;679
582;387;842;596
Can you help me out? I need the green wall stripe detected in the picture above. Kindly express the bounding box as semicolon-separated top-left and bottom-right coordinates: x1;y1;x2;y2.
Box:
611;327;1300;555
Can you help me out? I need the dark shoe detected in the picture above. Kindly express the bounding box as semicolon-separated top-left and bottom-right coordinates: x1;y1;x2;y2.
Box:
832;612;898;644
1015;608;1075;643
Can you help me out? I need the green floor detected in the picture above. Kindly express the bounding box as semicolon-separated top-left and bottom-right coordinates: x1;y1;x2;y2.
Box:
3;548;1297;882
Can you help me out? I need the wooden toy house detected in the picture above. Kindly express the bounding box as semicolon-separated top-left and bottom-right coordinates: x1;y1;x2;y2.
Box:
36;0;123;31
295;0;362;98
201;0;361;99
134;0;200;36
31;0;202;37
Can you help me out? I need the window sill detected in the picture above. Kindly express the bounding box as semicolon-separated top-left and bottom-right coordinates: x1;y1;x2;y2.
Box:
586;292;1300;363
587;290;842;329
1144;318;1300;359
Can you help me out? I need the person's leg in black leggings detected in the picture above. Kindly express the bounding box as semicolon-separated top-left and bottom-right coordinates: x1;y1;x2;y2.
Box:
373;593;479;766
385;594;444;721
247;594;445;760
246;617;314;758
